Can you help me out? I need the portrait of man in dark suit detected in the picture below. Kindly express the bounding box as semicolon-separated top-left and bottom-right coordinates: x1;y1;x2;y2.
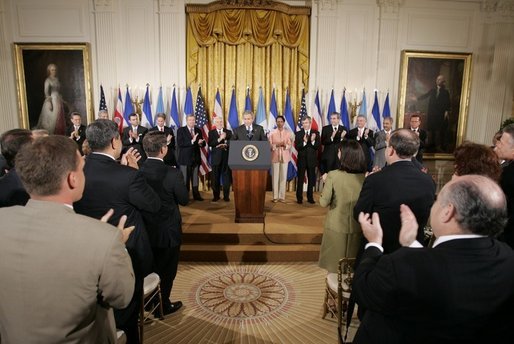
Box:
231;111;267;141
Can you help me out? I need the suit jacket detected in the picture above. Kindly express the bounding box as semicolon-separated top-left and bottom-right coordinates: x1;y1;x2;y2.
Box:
295;129;321;168
500;162;514;248
411;127;427;163
269;128;293;163
65;124;86;154
0;200;134;343
232;124;267;141
373;130;391;169
177;126;206;166
348;127;375;168
419;87;451;130
122;126;148;162
208;128;232;166
140;159;189;248
353;160;435;253
149;126;177;166
321;124;348;171
0;168;29;208
353;238;514;344
74;153;161;277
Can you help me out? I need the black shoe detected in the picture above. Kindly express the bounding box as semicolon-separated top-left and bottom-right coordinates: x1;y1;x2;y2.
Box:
194;194;204;201
154;301;183;317
223;197;230;202
211;197;220;203
297;199;303;204
307;199;315;204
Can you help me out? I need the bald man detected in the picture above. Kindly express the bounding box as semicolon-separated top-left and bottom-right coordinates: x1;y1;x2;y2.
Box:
354;175;514;343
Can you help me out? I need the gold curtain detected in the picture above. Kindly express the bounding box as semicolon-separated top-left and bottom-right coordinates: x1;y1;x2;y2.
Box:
186;2;310;124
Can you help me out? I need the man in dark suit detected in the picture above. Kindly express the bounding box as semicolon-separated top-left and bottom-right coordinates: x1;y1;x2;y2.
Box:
353;175;514;344
231;111;267;141
295;116;320;204
408;114;427;164
177;115;206;201
74;119;161;344
494;123;514;249
321;112;347;174
348;115;375;171
149;113;177;167
208;116;232;202
0;129;32;208
354;129;435;254
65;112;86;155
141;132;189;317
122;112;148;162
417;74;451;151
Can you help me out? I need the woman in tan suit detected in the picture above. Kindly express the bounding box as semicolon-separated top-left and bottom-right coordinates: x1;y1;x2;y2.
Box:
318;140;367;273
269;115;293;203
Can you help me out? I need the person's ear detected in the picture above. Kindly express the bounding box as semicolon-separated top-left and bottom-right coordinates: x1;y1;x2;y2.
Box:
441;203;455;224
67;171;77;190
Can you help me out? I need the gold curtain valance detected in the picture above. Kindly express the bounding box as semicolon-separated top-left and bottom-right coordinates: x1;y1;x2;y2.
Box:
188;10;308;48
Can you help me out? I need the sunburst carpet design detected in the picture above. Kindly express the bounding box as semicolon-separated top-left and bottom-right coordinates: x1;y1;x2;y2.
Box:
143;262;359;344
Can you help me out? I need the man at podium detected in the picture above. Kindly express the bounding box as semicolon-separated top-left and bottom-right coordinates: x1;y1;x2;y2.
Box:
232;111;267;141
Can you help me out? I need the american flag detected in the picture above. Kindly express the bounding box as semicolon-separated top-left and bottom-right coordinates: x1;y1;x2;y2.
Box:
298;89;307;129
99;85;108;114
195;87;212;175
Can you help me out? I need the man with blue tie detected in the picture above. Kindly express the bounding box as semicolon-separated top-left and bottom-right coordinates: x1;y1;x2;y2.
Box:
232;111;267;141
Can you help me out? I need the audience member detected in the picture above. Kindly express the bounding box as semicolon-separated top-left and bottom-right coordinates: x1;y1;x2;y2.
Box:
232;111;267;141
348;115;374;171
0;135;135;343
453;141;501;181
208;116;232;202
354;129;435;253
31;128;49;139
177;115;206;201
65;112;86;155
74;119;161;344
141;132;189;316
353;175;514;343
269;115;293;203
494;123;514;249
98;109;110;119
321;112;348;174
319;140;366;272
295;116;320;204
373;116;393;169
408;114;426;164
0;129;32;207
149;113;177;167
122;113;148;162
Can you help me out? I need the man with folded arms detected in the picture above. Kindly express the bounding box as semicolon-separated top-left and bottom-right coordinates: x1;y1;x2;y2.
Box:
353;175;514;343
0;136;134;343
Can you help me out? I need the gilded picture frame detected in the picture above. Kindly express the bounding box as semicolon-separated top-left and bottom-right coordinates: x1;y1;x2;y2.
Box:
13;43;94;135
398;50;472;159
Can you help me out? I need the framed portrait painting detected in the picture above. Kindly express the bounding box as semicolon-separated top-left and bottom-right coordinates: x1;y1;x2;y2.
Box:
398;50;472;159
13;43;94;135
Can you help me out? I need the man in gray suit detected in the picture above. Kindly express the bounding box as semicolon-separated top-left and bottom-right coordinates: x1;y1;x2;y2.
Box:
232;111;267;141
0;135;135;343
373;116;393;170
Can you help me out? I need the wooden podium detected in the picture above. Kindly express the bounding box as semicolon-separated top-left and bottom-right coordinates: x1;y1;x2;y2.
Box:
228;141;271;223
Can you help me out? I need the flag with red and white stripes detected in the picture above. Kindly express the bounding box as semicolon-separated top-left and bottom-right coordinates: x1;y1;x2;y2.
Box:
195;87;212;175
212;89;223;128
114;88;125;134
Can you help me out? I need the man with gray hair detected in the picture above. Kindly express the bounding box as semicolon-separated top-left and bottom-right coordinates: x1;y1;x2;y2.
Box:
74;119;161;344
353;175;514;343
354;129;435;253
348;115;375;171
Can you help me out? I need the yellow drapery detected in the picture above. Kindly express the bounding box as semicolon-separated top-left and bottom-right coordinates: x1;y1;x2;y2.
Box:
186;1;310;124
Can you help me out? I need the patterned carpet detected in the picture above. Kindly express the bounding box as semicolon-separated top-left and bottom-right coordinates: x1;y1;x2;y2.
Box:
144;262;358;343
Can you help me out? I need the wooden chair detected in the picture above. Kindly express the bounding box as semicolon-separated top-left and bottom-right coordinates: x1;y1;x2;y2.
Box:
139;273;164;343
322;257;356;344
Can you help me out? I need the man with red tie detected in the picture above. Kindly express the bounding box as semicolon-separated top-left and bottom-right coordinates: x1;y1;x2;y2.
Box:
208;116;232;202
149;113;177;167
408;114;427;164
295;116;320;204
177;115;206;201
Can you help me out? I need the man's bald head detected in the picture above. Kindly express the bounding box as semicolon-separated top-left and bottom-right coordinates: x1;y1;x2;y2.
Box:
388;129;420;159
438;175;507;236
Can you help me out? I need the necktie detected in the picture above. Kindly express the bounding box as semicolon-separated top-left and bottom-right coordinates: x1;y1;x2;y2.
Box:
190;128;194;136
160;127;163;132
306;130;310;136
218;130;222;135
436;88;440;98
333;127;337;132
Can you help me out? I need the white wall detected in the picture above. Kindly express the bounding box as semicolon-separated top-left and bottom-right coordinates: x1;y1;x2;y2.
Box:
0;0;513;145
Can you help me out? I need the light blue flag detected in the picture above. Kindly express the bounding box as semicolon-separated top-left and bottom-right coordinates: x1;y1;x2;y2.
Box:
327;89;336;124
371;90;381;130
156;86;165;114
359;89;367;116
255;87;267;132
340;90;350;129
169;86;180;130
123;86;134;124
245;88;252;113
227;88;239;131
